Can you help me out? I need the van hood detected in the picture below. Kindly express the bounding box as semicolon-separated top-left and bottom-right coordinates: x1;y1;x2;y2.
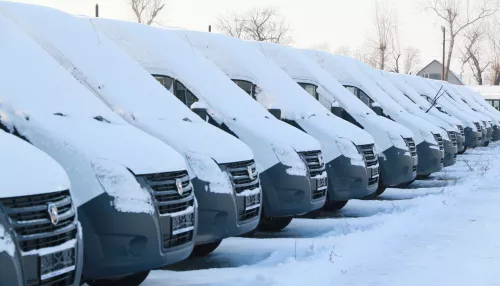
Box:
0;130;70;198
297;114;375;146
27;115;187;175
365;113;414;138
133;115;254;164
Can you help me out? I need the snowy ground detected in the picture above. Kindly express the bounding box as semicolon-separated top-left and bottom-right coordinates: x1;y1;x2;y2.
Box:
145;143;500;286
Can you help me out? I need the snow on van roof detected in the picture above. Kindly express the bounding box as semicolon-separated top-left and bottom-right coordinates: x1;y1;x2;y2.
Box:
90;18;321;153
169;29;374;145
0;130;70;198
0;7;186;176
0;1;253;165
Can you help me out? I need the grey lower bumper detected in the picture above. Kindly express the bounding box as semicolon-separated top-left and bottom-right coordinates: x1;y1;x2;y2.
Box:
326;156;377;201
260;163;325;218
456;134;465;153
79;193;196;280
416;141;443;176
379;146;416;187
481;128;488;145
191;178;259;245
493;125;500;141
464;127;481;148
443;139;457;167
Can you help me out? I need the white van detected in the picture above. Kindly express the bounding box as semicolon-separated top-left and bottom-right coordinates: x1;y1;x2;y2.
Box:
0;131;83;286
308;53;444;178
398;74;481;150
0;8;195;286
458;86;500;140
384;72;466;155
252;43;416;196
0;2;263;257
92;18;326;230
174;30;380;210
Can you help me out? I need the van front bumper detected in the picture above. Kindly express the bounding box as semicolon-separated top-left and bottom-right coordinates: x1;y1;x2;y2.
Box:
378;146;416;187
191;178;260;245
260;162;325;218
79;193;196;280
492;125;500;141
326;156;377;201
464;127;481;148
443;139;457;167
416;141;443;176
456;134;465;153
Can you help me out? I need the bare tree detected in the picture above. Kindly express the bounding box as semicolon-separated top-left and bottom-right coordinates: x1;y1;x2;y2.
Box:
310;42;332;52
425;0;499;81
460;24;491;85
487;20;500;85
126;0;165;25
389;27;402;73
334;45;352;57
372;0;395;70
355;46;379;68
403;47;421;74
216;8;293;45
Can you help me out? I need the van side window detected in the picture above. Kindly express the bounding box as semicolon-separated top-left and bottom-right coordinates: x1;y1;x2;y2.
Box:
153;74;198;108
233;79;256;99
297;83;319;100
175;81;198;108
344;85;373;108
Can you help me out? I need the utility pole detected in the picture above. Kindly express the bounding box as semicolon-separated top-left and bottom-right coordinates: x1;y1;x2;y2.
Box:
95;3;99;17
441;26;446;81
208;25;211;32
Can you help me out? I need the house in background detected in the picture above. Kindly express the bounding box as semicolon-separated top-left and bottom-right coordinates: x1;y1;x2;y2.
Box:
417;60;464;85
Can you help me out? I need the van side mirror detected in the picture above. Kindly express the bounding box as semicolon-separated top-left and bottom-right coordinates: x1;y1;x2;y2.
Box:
372;102;383;116
192;107;209;122
268;108;282;119
436;106;443;112
331;105;344;118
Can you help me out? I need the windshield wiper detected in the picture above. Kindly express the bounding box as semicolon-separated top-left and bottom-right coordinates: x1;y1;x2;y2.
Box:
425;85;444;113
93;115;111;123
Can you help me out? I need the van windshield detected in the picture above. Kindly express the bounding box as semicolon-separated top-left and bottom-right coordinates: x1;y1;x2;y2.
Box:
344;85;374;108
154;75;198;108
233;79;256;98
298;83;319;100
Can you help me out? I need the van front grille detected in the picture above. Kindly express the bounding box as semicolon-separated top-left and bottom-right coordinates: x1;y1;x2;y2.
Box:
403;137;417;157
474;122;481;131
163;230;193;249
223;160;260;194
457;125;465;136
447;131;458;146
298;150;326;177
433;134;444;150
357;144;378;167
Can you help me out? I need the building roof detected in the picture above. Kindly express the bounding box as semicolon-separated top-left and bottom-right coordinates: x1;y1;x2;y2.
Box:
417;60;464;85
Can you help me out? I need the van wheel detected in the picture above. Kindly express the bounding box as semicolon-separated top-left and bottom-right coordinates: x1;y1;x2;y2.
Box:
483;141;490;147
87;271;150;286
457;147;467;155
239;228;257;238
259;217;293;232
191;240;222;257
417;174;431;180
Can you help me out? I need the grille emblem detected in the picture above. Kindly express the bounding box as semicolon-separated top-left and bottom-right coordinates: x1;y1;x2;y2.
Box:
176;178;184;195
318;154;324;166
47;203;59;226
248;166;254;180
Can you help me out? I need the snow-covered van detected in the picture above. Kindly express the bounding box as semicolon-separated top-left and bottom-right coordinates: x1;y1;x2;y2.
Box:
444;83;494;144
384;72;466;155
92;19;326;230
175;30;380;210
310;54;444;178
0;131;83;286
457;86;500;141
398;74;481;150
425;78;487;147
254;43;416;196
373;70;458;167
0;8;196;285
0;3;260;256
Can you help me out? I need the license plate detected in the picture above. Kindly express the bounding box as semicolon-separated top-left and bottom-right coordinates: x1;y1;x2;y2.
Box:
172;212;195;235
245;194;261;210
317;177;328;188
371;167;379;177
40;248;76;281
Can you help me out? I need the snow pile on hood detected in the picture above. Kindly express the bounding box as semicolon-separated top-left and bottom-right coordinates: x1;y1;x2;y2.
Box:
272;145;307;176
89;18;320;159
91;159;155;214
0;224;15;257
0;130;70;198
168;30;374;148
186;153;233;193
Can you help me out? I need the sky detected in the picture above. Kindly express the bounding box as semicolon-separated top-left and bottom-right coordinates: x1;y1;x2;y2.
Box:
11;0;477;83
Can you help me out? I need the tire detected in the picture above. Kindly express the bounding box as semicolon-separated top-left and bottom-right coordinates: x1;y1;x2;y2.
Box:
259;216;293;232
238;227;257;238
392;178;416;188
483;141;490;147
87;271;150;286
323;200;348;211
191;240;222;257
457;147;467;155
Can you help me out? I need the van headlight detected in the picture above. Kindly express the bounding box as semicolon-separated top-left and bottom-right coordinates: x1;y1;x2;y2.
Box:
272;145;307;176
387;133;408;150
419;129;437;145
335;138;362;160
